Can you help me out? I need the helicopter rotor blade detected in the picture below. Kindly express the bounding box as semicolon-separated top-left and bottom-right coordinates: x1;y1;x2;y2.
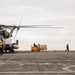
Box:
16;25;63;29
0;24;63;28
3;25;52;27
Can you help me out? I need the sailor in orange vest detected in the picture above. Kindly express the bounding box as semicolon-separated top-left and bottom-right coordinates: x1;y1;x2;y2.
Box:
0;39;3;56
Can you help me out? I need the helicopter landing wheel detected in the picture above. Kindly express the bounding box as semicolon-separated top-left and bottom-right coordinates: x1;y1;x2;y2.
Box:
12;50;14;53
9;50;14;53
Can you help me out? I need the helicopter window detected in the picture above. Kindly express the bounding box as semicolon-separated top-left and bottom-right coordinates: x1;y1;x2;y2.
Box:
0;37;3;42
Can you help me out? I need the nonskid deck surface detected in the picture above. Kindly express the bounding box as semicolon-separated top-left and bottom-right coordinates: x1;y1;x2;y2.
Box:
0;51;75;75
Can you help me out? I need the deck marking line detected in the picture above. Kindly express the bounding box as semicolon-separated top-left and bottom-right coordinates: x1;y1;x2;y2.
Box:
0;53;21;66
0;71;75;74
6;53;21;61
62;65;75;72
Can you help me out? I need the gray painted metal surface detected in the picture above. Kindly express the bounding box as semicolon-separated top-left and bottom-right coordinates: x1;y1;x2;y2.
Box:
0;51;75;75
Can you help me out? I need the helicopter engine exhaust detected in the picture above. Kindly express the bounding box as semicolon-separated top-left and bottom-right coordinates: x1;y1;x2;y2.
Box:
12;40;19;49
4;40;19;53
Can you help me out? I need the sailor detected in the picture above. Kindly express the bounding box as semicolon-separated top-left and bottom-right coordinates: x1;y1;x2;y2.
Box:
65;44;69;52
33;43;38;48
0;40;3;56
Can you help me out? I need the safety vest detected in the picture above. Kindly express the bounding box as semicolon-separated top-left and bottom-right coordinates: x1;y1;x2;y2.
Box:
0;41;3;48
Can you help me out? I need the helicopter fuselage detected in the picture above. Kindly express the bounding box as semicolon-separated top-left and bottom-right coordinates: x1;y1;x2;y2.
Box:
0;27;19;53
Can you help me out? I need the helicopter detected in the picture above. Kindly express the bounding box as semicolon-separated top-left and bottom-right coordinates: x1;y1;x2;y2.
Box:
0;24;62;53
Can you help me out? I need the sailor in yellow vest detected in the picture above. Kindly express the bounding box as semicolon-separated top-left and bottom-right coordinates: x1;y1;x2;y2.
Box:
0;40;3;56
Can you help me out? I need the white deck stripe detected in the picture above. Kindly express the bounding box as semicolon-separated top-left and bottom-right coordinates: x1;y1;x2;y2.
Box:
0;71;75;73
0;53;21;66
6;53;21;61
63;65;75;72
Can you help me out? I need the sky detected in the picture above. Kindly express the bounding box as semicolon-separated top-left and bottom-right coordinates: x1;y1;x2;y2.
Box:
0;0;75;50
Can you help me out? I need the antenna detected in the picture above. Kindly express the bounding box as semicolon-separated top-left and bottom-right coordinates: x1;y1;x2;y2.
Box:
19;17;23;26
14;17;23;39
